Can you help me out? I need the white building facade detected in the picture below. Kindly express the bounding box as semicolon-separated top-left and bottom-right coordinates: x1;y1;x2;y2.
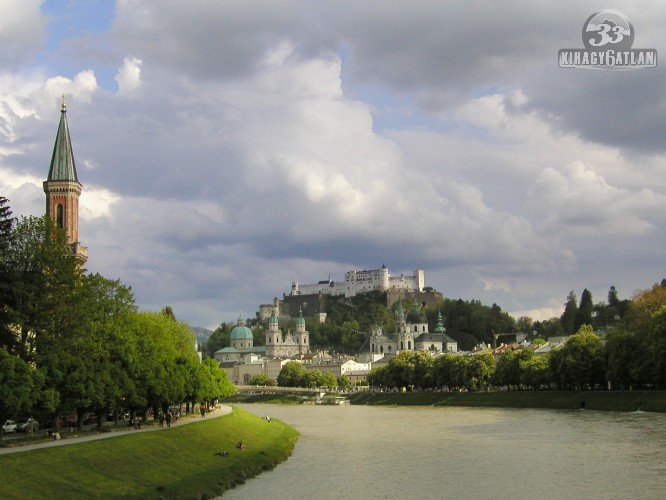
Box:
265;307;310;358
291;264;424;298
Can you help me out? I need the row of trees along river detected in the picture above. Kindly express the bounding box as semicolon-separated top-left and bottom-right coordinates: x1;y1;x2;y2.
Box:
0;197;235;432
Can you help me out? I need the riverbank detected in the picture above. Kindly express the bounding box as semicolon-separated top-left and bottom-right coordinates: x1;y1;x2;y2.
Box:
0;407;299;499
350;390;666;412
223;390;666;413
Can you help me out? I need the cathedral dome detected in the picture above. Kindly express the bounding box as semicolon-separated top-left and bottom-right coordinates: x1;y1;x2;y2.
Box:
230;317;253;340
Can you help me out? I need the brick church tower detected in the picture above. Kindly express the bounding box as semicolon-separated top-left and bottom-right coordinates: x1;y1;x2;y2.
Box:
43;96;87;265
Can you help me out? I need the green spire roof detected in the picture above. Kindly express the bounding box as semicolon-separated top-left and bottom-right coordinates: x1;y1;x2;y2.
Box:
296;307;305;325
434;311;446;333
47;96;79;182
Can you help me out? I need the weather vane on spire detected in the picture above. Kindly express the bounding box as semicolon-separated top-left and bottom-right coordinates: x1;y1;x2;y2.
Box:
61;94;66;112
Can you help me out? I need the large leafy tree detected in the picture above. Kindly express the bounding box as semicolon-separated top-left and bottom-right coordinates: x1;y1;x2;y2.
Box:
605;328;642;390
277;361;307;387
493;348;538;390
194;358;235;405
385;351;418;390
37;273;137;430
433;353;468;390
1;215;81;361
520;354;551;390
467;353;495;391
0;348;44;430
127;311;201;417
550;325;605;389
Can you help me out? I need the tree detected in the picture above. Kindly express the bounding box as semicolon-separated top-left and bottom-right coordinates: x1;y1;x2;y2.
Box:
195;358;236;405
122;311;201;420
550;325;605;389
0;197;15;353
627;282;666;336
320;371;337;388
560;291;579;334
337;375;352;391
0;348;44;430
433;354;468;390
515;316;534;336
574;289;594;331
204;323;232;357
467;353;495;391
277;361;307;387
651;306;666;387
533;318;564;339
248;374;276;386
367;366;388;389
37;273;137;430
493;348;535;390
605;328;641;390
386;351;418;390
0;196;14;249
520;354;551;390
0;215;81;361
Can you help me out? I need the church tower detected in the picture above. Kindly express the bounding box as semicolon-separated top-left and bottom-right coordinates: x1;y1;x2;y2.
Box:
265;307;282;357
43;96;87;265
294;307;310;355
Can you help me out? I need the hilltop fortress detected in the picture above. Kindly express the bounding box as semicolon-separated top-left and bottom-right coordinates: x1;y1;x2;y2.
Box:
260;265;442;320
291;264;424;298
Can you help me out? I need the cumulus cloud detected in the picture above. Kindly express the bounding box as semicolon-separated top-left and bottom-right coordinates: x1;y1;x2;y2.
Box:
0;0;46;69
527;161;661;236
2;1;666;329
115;57;142;95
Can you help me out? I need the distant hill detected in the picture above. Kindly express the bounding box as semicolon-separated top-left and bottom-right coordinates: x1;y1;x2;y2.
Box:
192;326;213;343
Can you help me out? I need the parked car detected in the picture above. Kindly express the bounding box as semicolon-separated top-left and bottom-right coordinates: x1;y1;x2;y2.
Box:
59;414;77;427
2;420;17;434
16;417;39;433
83;413;97;425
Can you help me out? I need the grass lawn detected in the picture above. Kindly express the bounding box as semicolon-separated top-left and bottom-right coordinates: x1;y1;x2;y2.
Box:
0;407;298;499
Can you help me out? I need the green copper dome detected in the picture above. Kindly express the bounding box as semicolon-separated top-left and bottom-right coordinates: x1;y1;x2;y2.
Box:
406;303;427;324
230;316;253;340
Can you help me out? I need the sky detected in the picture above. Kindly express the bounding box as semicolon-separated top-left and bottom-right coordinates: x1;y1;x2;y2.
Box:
1;1;665;330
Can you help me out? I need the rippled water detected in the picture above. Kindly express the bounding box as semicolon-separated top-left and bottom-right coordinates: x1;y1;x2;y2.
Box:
223;404;666;499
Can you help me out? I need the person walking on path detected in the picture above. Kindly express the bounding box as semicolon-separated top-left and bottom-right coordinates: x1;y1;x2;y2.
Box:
165;412;172;428
159;413;164;428
200;407;206;418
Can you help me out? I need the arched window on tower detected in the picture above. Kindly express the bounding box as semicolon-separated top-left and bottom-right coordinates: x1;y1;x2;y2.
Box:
56;203;64;228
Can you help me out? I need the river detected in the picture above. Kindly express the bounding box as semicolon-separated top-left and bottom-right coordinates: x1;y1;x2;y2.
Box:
223;403;666;499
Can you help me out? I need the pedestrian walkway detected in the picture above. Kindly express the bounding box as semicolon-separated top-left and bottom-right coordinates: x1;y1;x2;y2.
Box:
0;406;232;455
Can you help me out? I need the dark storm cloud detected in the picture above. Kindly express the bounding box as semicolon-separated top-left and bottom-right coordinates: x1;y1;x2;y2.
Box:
3;0;666;329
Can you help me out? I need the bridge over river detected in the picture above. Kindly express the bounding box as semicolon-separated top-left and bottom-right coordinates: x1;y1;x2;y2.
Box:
235;385;327;400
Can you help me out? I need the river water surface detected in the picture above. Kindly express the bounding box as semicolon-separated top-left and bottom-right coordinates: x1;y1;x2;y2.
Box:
224;404;666;499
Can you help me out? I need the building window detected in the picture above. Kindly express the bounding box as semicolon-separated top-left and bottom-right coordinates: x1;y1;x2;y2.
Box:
56;203;64;228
